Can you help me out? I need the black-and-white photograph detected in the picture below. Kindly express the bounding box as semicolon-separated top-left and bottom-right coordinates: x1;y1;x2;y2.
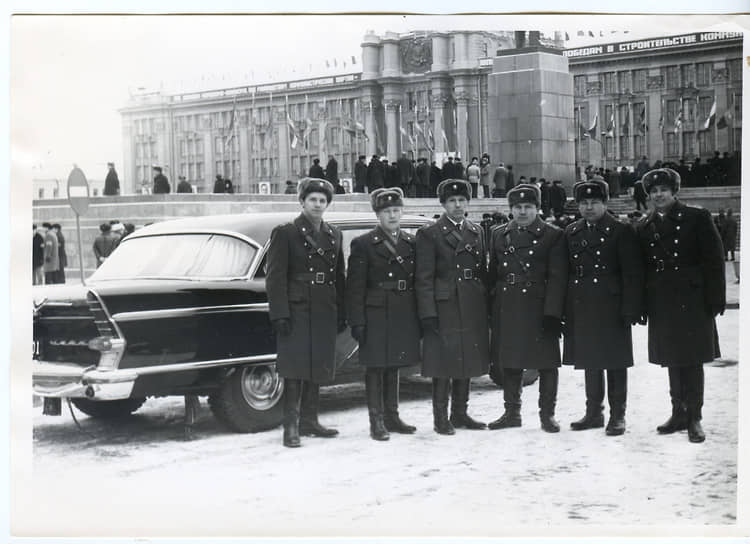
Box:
9;9;748;540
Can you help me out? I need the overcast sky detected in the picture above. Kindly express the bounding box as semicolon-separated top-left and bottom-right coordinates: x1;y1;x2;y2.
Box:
10;13;747;183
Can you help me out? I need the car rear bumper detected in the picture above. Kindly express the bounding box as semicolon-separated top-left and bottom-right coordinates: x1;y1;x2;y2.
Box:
32;361;137;400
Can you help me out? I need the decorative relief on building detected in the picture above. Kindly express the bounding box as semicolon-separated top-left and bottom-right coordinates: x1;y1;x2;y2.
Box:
383;99;402;112
646;75;664;90
361;99;381;113
712;68;728;83
585;81;602;95
430;92;452;107
400;36;432;74
454;91;477;105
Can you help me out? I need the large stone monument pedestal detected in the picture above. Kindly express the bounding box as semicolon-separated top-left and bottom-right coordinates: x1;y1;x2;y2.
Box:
487;48;575;188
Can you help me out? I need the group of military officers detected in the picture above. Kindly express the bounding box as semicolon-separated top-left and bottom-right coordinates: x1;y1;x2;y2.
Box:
266;168;726;448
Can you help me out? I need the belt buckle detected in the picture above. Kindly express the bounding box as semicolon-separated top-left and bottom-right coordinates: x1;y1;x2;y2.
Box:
315;272;326;284
397;279;407;291
656;260;665;272
463;269;474;280
507;273;516;285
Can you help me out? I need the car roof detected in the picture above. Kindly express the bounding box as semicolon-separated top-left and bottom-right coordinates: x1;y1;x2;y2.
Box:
127;212;432;246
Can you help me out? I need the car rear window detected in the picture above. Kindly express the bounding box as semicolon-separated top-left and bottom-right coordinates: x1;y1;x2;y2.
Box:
90;233;257;280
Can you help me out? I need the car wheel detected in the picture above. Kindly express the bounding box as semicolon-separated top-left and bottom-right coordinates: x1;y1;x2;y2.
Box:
209;364;284;433
489;366;540;388
71;397;147;419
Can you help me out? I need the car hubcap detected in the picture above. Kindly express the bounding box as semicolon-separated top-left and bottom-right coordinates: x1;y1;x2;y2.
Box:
240;365;283;411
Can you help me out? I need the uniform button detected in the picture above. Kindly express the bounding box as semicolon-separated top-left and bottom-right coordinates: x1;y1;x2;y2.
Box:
594;264;599;268
309;267;314;271
532;240;537;244
596;250;600;255
529;250;534;255
503;287;507;291
674;252;678;257
650;243;655;247
674;239;679;244
676;226;681;230
458;278;462;282
310;281;314;285
574;279;578;284
675;266;679;271
388;272;393;277
522;288;527;293
503;262;508;267
593;278;598;283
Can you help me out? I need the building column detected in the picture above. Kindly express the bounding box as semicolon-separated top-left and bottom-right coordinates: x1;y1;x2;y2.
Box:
121;119;134;195
454;73;477;161
430;79;453;155
383;99;401;161
239;126;249;193
275;108;290;191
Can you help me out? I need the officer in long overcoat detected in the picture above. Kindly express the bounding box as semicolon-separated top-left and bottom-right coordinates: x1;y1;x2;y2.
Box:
416;179;490;435
635;168;725;443
562;179;645;436
266;178;346;447
347;187;420;440
487;183;567;433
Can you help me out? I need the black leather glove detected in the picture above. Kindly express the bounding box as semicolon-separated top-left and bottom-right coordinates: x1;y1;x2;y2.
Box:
337;319;348;333
622;315;639;327
351;325;366;344
541;315;562;338
272;318;291;336
707;304;725;318
421;317;439;334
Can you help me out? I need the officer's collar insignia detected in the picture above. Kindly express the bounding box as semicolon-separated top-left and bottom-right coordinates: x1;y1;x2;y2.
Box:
587;188;592;194
520;192;525;197
452;184;457;189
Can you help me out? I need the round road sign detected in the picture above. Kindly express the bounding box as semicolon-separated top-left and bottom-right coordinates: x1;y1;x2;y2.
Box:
67;166;90;215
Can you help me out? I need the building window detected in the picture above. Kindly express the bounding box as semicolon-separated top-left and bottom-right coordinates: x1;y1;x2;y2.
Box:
38;188;44;199
197;162;204;180
215;137;223;154
618;104;630;132
407;92;415;112
666;99;680;124
633;134;645;158
728;58;742;81
729;90;742;118
696;63;711;87
634;102;646;133
665;65;680;89
618;71;632;94
601;72;616;94
682;132;695;157
180;140;187;157
574;75;586;97
619;136;630;159
605;136;615;159
698;130;712;156
665;132;678;156
632;69;647;93
681;64;696;88
683;98;696;122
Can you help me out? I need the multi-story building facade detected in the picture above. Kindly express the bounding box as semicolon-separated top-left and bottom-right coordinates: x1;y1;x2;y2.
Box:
119;29;742;194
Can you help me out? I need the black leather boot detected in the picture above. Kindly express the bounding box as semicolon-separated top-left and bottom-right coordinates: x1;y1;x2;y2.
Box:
383;368;416;434
282;378;302;448
539;368;560;433
605;368;627;436
450;378;486;429
657;367;688;434
685;365;706;443
432;378;455;435
365;370;389;441
299;381;339;437
571;369;605;431
489;368;523;429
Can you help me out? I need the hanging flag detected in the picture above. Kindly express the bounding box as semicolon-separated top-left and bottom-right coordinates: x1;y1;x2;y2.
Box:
565;32;570;41
638;104;647;133
703;99;717;130
287;112;298;149
325;60;330;68
585;112;598;139
351;55;357;64
658;99;665;131
224;96;238;146
674;101;683;134
588;31;595;37
622;104;630;135
264;91;274;152
605;109;616;137
441;128;449;148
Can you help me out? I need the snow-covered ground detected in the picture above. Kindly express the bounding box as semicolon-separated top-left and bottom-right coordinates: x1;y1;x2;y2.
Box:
26;302;739;538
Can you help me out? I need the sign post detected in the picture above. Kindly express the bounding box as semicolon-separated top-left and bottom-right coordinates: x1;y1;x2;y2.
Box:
67;166;90;285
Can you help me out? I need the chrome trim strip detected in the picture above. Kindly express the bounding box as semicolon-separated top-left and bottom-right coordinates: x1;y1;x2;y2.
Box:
122;354;277;375
86;288;127;371
112;303;269;322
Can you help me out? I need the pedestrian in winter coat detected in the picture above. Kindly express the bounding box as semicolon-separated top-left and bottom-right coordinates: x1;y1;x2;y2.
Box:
354;155;368;193
416;179;490;435
429;161;442;195
308;158;325;179
415;157;431;197
347;187;419;441
152;166;170;194
103;162;120;196
487;183;567;433
325;155;339;185
466;157;481;199
479;155;492;198
33;225;45;285
549;180;567;218
385;160;400;189
441;157;456;180
42;222;59;284
92;223;119;267
367;155;384;191
492;163;509;198
266;178;346;448
396;153;414;194
52;224;67;284
723;209;738;261
563;179;645;436
635;168;725;443
177;176;193;193
213;174;226;193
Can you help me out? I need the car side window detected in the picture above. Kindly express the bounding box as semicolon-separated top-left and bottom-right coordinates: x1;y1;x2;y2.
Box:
340;228;370;272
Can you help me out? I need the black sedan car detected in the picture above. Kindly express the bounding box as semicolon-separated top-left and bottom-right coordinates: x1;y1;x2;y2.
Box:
33;212;431;433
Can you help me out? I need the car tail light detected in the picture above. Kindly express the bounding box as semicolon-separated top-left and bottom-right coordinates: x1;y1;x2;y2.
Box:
88;336;113;352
